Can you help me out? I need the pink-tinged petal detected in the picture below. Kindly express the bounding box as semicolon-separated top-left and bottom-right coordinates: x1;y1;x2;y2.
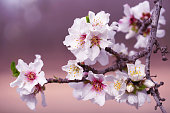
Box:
128;94;138;105
94;93;105;106
41;91;47;107
123;4;131;16
20;94;37;110
29;55;43;73
10;72;25;88
87;72;95;81
118;17;130;32
36;71;47;86
16;59;29;72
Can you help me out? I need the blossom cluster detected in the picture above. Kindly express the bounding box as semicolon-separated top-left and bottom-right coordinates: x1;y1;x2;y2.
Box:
10;0;165;111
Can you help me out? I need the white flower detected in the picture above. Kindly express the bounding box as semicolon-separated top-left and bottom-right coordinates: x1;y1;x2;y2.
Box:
85;30;113;61
107;71;128;97
62;60;84;80
143;79;155;88
10;55;47;110
118;1;166;48
10;55;47;93
112;43;128;55
89;11;110;28
70;71;108;106
116;90;150;108
127;60;146;81
17;84;47;110
63;17;91;62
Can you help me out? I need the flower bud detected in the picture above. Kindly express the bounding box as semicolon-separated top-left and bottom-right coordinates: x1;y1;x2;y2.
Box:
143;79;155;88
126;84;135;93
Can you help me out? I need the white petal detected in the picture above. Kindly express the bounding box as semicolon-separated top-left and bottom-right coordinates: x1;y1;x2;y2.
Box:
41;91;47;107
94;93;105;106
134;35;148;49
125;30;136;39
89;46;100;61
156;29;165;38
137;91;147;107
97;50;109;66
128;94;138;105
16;59;29;72
10;72;25;88
82;83;93;98
83;90;96;101
17;88;31;95
123;4;131;16
36;71;47;86
29;55;43;73
20;94;37;110
23;80;38;93
118;17;130;32
73;89;83;100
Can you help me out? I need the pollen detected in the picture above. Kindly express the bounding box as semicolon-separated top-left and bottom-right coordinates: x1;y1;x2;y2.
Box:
25;72;36;81
90;36;101;47
114;80;122;91
92;79;106;92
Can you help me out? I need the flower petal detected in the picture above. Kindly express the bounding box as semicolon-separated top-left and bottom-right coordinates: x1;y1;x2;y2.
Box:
36;71;47;86
29;55;43;73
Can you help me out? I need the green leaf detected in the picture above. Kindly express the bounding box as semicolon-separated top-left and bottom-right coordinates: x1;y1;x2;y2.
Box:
11;61;20;77
136;84;147;91
86;16;90;23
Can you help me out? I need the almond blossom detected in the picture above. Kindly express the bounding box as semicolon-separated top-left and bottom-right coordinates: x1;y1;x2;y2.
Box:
107;60;154;108
62;60;84;80
10;55;47;110
118;1;166;49
64;11;117;66
70;71;109;106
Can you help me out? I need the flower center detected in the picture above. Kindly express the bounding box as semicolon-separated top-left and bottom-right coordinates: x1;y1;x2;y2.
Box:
68;65;80;77
93;18;103;26
25;72;36;81
90;36;101;48
79;34;86;46
140;12;151;20
91;79;105;92
114;80;122;91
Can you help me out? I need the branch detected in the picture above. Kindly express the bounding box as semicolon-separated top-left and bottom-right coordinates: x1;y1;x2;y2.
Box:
47;77;89;84
145;0;167;112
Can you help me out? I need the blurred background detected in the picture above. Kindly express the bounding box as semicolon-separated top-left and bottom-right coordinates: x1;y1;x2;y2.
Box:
0;0;169;113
